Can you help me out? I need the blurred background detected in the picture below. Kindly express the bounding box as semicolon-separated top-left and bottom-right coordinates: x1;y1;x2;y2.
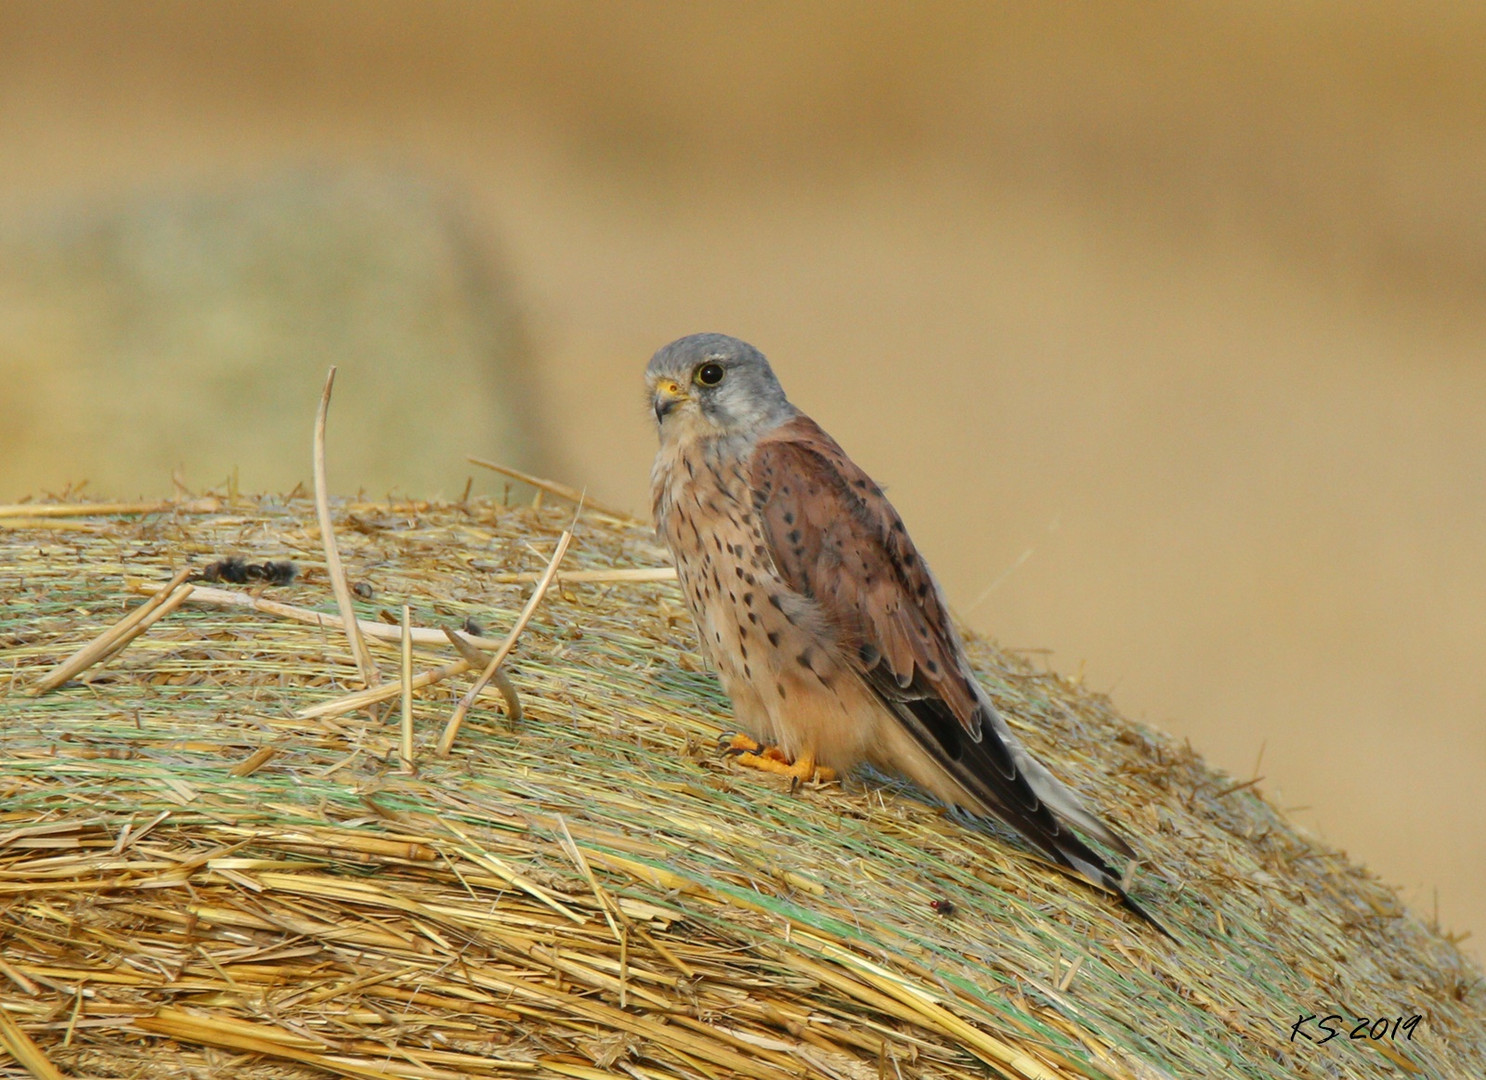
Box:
2;2;1482;955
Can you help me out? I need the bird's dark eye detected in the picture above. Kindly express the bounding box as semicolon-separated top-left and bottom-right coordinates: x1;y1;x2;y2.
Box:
695;362;725;387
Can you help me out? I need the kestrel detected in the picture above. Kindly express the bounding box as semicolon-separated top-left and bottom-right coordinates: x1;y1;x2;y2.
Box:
647;332;1168;934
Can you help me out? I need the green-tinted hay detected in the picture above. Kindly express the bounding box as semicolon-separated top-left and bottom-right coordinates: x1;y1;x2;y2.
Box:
1;493;1481;1079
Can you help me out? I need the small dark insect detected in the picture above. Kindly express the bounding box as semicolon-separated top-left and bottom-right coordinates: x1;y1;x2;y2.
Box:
197;557;298;586
929;899;956;917
352;581;375;600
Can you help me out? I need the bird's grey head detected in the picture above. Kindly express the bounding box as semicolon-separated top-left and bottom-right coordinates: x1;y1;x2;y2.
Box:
646;333;796;441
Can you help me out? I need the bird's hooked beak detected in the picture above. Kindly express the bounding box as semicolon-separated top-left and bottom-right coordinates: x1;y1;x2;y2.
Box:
652;378;690;423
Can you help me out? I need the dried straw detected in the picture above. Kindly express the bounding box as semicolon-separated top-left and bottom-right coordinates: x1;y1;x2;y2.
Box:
0;498;222;519
1;492;1482;1080
313;366;381;693
468;458;634;523
26;566;195;695
437;524;573;758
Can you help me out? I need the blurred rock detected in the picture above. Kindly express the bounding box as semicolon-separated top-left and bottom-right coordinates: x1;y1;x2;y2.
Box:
0;170;538;499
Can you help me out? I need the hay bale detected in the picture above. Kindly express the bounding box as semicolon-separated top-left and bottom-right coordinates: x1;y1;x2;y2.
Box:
1;492;1481;1079
0;171;538;500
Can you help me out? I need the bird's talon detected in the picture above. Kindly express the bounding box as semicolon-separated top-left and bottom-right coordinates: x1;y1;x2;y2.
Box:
719;732;763;757
730;748;836;787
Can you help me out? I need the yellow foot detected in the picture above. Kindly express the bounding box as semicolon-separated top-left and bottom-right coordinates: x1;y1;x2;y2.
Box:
719;733;837;786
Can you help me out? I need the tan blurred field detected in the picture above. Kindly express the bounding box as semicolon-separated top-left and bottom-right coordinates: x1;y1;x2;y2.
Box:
2;2;1483;956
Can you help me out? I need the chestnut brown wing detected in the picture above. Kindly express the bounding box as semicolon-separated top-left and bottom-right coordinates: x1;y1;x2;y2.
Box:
748;416;992;738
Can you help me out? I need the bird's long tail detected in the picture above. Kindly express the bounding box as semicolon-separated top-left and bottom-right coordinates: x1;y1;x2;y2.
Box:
883;693;1176;940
